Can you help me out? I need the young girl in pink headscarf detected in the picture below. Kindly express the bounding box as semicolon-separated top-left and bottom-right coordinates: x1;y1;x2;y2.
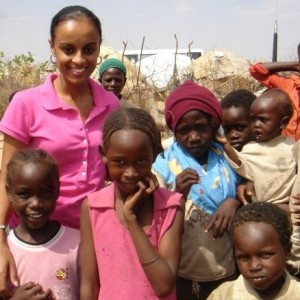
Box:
152;80;241;300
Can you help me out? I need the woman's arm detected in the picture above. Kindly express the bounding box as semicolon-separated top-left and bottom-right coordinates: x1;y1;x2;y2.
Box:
0;135;26;296
79;199;99;300
124;179;184;298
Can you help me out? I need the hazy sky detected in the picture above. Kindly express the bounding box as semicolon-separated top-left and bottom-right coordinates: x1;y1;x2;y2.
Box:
1;0;300;63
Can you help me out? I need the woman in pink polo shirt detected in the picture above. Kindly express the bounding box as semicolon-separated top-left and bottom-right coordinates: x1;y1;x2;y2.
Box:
0;5;119;297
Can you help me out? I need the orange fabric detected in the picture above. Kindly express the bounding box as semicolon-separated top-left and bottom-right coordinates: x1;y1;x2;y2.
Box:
249;63;300;141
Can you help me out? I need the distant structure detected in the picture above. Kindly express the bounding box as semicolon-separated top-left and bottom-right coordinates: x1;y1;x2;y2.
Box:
122;48;204;64
272;20;278;62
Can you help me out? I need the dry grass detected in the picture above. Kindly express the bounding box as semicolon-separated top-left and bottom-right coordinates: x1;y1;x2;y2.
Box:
0;52;51;118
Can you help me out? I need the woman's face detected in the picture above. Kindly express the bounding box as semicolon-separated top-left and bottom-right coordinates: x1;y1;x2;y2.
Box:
174;110;214;164
50;17;101;86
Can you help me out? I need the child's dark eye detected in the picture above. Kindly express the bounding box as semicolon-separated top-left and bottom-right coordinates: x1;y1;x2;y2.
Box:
137;159;149;165
261;252;273;259
112;159;125;166
17;192;31;199
236;125;247;131
259;117;266;123
42;189;56;199
176;128;189;135
236;254;249;262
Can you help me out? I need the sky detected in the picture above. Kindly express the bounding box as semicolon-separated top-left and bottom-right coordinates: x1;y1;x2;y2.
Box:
0;0;300;63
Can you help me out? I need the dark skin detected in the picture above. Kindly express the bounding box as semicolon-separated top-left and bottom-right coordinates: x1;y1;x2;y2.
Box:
0;16;103;295
9;282;53;300
233;222;289;300
99;68;126;100
3;162;60;300
80;129;184;299
216;95;291;214
174;109;240;239
222;106;253;151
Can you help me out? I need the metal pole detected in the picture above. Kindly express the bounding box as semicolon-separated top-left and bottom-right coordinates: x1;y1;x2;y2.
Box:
272;20;278;62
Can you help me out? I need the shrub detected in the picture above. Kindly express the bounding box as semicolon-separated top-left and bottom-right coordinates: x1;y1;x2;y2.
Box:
0;52;51;118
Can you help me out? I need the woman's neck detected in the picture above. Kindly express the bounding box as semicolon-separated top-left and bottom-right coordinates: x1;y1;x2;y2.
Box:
53;75;94;122
53;75;91;103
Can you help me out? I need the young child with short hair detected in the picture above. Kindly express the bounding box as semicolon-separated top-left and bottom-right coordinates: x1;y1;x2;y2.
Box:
221;89;256;151
80;107;184;299
218;88;297;210
6;148;80;300
217;88;300;275
208;202;300;299
98;58;127;101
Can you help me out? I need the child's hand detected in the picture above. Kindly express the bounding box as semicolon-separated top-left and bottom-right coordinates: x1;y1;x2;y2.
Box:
206;197;240;239
10;282;53;300
123;175;158;221
175;168;199;199
236;181;254;205
0;242;19;299
214;131;228;145
290;194;300;226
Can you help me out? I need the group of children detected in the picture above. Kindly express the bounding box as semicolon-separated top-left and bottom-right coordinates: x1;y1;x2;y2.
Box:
1;3;299;300
3;78;300;300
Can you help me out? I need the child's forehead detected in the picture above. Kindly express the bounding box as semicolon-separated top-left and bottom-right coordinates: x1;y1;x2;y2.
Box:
16;161;55;177
108;129;152;146
223;105;249;117
251;95;282;111
234;221;279;240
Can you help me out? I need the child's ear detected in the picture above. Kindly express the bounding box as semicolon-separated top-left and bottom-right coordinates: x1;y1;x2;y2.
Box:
280;116;290;129
99;145;107;163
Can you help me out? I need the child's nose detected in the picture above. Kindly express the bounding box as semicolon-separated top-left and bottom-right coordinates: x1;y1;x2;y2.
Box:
189;130;201;142
29;197;43;208
249;257;262;272
124;166;138;177
228;130;239;139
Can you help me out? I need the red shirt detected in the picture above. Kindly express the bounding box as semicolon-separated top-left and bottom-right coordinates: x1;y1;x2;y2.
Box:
250;63;300;141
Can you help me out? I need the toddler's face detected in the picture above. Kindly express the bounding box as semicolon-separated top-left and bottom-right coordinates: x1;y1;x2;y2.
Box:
222;106;253;151
233;222;288;298
250;97;284;142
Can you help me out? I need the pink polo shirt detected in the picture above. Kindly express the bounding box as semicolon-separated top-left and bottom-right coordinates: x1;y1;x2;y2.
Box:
0;73;119;228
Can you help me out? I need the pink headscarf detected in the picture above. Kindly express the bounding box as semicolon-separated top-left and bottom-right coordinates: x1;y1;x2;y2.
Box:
164;80;222;131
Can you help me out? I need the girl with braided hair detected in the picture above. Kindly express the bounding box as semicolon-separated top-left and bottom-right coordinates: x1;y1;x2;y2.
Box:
80;107;184;299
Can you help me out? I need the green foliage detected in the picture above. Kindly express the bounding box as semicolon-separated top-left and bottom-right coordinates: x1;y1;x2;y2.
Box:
0;52;51;119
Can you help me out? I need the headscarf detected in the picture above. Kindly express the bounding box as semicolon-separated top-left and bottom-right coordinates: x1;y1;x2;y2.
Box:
164;80;222;131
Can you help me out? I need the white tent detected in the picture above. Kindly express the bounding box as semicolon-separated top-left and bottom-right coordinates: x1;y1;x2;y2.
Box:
137;53;193;90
